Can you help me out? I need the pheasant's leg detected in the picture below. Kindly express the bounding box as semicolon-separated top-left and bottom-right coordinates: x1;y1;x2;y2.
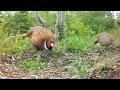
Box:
102;46;107;54
36;51;42;63
102;47;104;54
41;50;52;62
37;51;41;58
102;46;110;55
105;46;108;52
109;46;112;52
42;50;48;58
36;50;47;63
35;47;42;59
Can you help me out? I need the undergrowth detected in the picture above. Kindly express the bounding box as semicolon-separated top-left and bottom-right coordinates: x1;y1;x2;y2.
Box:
11;38;35;55
18;53;47;70
57;17;96;53
74;59;90;79
109;28;120;45
59;35;95;53
0;35;36;55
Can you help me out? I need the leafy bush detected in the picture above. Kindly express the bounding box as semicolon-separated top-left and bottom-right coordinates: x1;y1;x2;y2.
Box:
61;36;95;52
11;38;34;55
0;36;35;55
109;28;120;45
0;11;37;55
0;20;9;42
60;15;96;52
2;11;36;34
0;23;13;55
77;12;106;32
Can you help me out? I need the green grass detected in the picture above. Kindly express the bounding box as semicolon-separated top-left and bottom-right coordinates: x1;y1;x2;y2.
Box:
74;59;90;79
17;53;47;70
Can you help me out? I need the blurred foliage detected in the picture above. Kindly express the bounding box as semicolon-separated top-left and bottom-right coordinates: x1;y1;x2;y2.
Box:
1;11;120;54
0;11;120;78
75;11;115;33
2;11;36;35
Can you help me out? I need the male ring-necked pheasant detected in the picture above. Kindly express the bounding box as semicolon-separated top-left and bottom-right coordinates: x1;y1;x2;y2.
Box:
16;26;56;51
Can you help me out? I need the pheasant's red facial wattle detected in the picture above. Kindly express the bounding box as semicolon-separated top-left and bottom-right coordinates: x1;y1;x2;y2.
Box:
47;41;51;48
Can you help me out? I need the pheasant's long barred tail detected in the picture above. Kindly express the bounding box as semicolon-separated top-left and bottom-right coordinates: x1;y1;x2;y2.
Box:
12;26;56;51
16;33;27;39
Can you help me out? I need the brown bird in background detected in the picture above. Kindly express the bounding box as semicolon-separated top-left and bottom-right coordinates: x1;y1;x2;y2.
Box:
94;32;120;51
95;32;113;47
16;26;56;51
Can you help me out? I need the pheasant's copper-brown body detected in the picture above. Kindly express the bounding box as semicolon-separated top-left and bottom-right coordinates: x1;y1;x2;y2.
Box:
16;26;56;50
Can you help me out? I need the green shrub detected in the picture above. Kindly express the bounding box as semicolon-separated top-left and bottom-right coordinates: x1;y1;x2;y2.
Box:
1;37;35;55
0;23;14;55
2;11;36;34
11;38;35;55
59;32;95;53
61;13;96;52
109;28;120;46
76;11;113;33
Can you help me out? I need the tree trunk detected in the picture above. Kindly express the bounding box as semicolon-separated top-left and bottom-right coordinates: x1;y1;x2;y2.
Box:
35;11;48;28
55;11;65;40
0;11;2;15
0;11;2;23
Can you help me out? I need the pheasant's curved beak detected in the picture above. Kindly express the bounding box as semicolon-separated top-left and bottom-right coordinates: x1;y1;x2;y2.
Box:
51;43;53;47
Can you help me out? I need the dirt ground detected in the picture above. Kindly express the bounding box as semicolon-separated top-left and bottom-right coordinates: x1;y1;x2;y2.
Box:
88;48;120;79
1;48;120;79
104;51;120;79
0;51;79;79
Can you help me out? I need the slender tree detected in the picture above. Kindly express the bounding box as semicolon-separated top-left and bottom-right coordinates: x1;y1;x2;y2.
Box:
35;11;48;28
55;11;65;40
0;11;2;23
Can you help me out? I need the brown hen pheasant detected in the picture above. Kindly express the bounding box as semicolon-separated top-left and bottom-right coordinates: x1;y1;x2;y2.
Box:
16;26;56;51
94;32;120;51
95;32;113;47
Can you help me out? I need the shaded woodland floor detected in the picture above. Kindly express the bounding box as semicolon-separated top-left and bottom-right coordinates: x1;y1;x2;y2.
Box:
0;47;120;79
